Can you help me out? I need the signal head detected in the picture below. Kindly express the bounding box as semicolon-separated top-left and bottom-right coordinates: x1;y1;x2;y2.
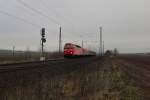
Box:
41;28;45;37
42;37;46;43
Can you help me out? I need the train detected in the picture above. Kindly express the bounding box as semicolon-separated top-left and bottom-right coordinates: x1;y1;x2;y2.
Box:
64;43;96;58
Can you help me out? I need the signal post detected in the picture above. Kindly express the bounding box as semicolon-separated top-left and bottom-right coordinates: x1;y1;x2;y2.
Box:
40;28;46;61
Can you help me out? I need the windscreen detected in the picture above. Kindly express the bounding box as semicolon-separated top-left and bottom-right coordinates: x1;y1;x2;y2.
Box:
64;44;74;49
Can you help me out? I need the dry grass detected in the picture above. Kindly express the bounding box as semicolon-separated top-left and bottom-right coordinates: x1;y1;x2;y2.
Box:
0;56;148;100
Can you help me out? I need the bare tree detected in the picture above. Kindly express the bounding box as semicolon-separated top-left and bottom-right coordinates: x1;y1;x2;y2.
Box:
113;48;119;56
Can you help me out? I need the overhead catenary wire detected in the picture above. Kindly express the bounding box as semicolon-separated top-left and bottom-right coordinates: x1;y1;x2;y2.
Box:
16;0;60;26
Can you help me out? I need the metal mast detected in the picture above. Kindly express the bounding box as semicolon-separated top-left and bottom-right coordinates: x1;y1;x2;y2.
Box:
103;41;104;55
99;27;103;56
12;46;15;57
59;27;62;53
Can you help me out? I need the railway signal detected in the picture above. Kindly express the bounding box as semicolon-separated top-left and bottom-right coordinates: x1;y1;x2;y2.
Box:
40;28;46;61
41;28;46;43
41;28;45;37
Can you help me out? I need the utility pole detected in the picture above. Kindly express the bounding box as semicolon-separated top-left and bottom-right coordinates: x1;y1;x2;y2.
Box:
12;46;15;57
26;46;30;59
103;41;104;55
99;27;103;56
59;26;62;53
40;28;46;61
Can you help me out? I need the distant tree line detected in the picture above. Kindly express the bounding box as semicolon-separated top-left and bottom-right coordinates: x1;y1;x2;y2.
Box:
105;48;119;56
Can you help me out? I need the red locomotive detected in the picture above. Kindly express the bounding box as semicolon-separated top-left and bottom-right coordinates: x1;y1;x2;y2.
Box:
64;43;96;58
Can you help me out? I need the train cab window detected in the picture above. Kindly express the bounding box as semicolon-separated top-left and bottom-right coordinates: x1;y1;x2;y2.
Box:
75;45;81;48
65;44;73;48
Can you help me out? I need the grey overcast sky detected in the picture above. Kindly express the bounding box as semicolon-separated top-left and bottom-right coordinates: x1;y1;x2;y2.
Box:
0;0;150;53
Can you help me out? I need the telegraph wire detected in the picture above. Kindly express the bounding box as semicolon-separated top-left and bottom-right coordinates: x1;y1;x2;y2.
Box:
39;0;80;36
17;0;80;39
40;0;73;25
0;10;57;34
0;10;41;28
16;0;85;43
16;0;60;25
39;0;78;37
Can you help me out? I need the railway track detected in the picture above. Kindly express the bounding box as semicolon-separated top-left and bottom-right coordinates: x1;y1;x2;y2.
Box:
0;56;100;100
0;58;64;66
0;58;65;73
0;57;98;73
